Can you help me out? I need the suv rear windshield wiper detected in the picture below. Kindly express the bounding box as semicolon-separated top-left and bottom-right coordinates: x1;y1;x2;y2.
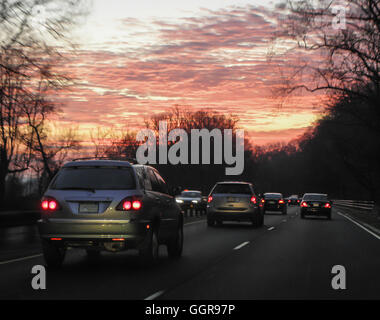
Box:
57;187;96;193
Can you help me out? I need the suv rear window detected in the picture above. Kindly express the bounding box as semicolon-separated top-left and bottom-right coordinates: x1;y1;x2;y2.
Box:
264;193;282;199
213;184;252;194
181;191;201;197
303;194;328;201
50;167;136;190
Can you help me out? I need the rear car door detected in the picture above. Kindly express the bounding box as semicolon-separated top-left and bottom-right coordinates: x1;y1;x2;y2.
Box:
153;170;178;238
146;168;171;241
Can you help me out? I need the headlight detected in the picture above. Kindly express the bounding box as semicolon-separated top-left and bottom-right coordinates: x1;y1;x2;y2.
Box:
192;200;198;203
176;199;184;203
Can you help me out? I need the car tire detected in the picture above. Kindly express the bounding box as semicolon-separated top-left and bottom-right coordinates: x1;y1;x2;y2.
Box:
252;213;263;228
167;224;183;259
42;239;66;269
207;218;215;227
139;229;159;265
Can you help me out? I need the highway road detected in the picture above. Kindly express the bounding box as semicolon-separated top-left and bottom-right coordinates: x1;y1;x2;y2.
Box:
0;206;379;300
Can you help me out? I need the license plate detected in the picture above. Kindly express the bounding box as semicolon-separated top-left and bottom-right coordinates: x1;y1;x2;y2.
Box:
227;197;235;202
313;203;319;207
79;203;99;213
269;201;275;204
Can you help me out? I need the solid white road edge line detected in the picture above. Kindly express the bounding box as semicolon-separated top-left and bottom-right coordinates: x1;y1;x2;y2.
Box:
0;253;43;265
337;211;380;240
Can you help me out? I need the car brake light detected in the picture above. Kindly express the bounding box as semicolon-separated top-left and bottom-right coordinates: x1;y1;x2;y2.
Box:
250;196;257;204
301;201;308;207
123;201;132;210
132;200;142;210
41;200;49;210
118;197;142;211
208;196;213;203
279;199;285;204
324;203;331;208
261;199;265;203
41;198;59;211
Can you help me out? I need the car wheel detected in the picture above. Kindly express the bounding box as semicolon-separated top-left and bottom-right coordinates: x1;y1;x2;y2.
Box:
251;214;263;228
167;224;183;259
207;218;215;227
42;239;66;269
139;229;159;265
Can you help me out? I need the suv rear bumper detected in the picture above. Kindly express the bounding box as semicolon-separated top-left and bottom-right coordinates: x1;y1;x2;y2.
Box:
38;218;150;248
207;207;259;222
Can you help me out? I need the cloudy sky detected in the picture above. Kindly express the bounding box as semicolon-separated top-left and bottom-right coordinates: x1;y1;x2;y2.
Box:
56;0;324;145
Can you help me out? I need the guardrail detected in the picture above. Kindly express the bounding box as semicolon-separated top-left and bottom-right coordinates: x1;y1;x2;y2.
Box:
333;200;375;211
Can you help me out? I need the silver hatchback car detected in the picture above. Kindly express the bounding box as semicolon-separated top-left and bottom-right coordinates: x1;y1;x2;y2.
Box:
38;160;183;267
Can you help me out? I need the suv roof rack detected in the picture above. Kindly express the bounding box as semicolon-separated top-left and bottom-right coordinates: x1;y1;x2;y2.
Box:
71;156;138;164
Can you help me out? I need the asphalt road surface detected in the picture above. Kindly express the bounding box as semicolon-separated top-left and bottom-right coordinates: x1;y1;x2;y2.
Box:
0;206;379;299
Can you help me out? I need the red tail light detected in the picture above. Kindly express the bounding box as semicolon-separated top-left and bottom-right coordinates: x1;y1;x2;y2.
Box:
297;200;300;203
250;196;257;204
324;203;331;208
132;200;142;210
261;199;265;203
41;198;59;211
288;200;291;203
301;201;308;208
123;201;132;210
117;197;142;211
279;199;285;204
208;196;213;203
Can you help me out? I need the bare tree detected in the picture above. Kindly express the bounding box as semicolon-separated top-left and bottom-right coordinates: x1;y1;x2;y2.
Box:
0;0;90;203
274;0;380;106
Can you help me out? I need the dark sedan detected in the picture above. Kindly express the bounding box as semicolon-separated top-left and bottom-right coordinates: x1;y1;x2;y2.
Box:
261;193;287;215
300;193;332;219
288;195;300;206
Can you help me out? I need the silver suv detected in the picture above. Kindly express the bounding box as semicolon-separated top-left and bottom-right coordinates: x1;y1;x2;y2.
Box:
38;160;183;267
206;181;263;227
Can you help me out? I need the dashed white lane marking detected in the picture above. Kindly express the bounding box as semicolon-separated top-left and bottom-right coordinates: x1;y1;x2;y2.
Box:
267;227;275;231
233;241;250;250
144;290;165;300
282;219;287;222
0;254;43;266
337;211;380;240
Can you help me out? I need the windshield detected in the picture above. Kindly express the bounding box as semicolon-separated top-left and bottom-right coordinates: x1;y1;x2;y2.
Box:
180;191;201;198
213;184;251;194
303;194;328;201
50;166;136;190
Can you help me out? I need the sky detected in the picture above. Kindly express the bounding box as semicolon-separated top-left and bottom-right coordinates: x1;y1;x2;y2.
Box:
53;0;325;146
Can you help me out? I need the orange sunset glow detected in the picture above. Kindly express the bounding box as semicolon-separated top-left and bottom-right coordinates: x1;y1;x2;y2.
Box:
53;0;326;146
